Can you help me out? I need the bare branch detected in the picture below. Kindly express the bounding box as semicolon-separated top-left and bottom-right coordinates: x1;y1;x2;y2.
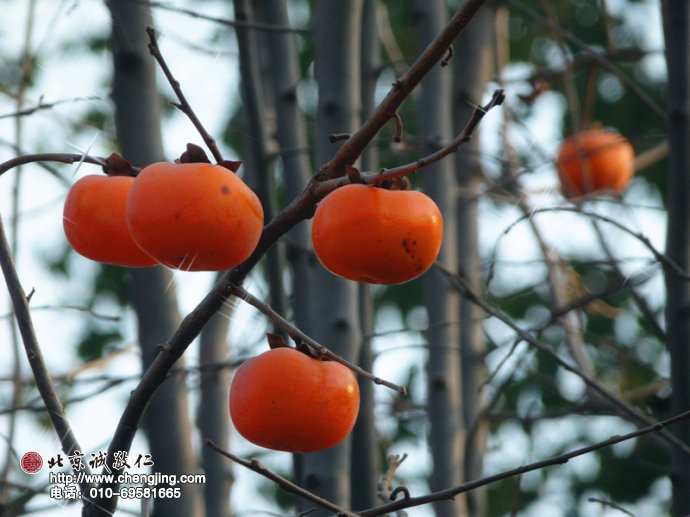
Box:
0;153;116;177
311;88;505;197
145;26;224;163
317;0;491;180
205;440;359;517
229;283;407;395
435;262;690;456
0;214;92;496
358;409;690;516
128;0;311;34
503;207;690;281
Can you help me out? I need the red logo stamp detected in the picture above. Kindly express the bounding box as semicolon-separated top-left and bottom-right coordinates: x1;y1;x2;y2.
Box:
20;452;43;474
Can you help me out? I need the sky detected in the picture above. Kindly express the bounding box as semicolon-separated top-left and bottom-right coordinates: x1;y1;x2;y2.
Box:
0;1;671;516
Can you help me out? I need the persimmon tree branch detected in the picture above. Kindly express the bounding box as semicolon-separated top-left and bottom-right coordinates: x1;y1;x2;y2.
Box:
100;2;493;508
205;440;358;517
0;153;113;177
358;408;690;516
228;283;407;395
317;0;490;180
312;88;505;196
0;214;92;496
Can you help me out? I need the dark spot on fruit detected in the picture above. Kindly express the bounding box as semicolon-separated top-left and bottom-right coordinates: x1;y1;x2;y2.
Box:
174;213;181;220
221;185;231;195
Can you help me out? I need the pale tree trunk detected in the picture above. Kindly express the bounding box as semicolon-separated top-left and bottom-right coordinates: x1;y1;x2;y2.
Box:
351;0;381;509
197;302;233;517
415;2;466;516
107;2;203;517
296;2;364;513
255;0;313;328
662;1;690;516
233;0;288;323
453;6;494;517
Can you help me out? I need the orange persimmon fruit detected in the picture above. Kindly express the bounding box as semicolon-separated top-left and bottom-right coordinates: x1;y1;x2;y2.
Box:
62;175;158;267
126;162;264;271
229;347;360;453
311;184;443;284
556;129;634;197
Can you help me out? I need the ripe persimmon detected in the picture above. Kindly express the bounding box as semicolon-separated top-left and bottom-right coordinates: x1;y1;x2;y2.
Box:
62;175;158;267
556;129;634;197
229;346;360;453
126;162;264;271
311;184;443;284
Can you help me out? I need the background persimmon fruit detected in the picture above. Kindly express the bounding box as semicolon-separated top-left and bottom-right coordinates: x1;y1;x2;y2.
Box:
126;162;264;271
556;128;634;197
62;174;158;267
229;346;360;453
311;184;443;284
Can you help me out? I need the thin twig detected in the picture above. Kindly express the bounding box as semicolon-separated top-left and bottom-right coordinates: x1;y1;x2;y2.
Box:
128;0;311;34
0;96;102;120
504;0;665;122
504;207;690;281
145;26;224;163
358;409;690;516
205;440;359;517
229;283;407;395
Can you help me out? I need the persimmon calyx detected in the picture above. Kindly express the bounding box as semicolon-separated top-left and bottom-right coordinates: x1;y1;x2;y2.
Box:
176;143;211;164
376;175;411;191
175;143;243;172
266;332;289;350
102;153;137;177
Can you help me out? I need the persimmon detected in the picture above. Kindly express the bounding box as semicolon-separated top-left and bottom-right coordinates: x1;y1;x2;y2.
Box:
229;346;360;453
62;175;158;267
126;162;264;271
556;129;634;197
311;184;443;284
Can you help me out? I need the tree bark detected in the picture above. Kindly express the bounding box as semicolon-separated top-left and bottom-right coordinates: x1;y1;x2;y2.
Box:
197;294;233;517
296;2;363;513
662;1;690;516
233;0;288;326
106;2;202;516
415;1;466;516
351;0;381;509
452;6;494;517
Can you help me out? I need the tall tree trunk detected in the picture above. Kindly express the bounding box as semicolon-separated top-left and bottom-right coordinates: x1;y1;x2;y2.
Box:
197;297;233;517
415;2;466;516
296;2;363;513
351;0;381;509
453;6;494;517
662;1;690;516
255;0;313;328
107;3;203;517
233;0;288;325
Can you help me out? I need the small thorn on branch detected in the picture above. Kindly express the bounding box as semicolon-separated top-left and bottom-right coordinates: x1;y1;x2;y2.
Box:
393;112;403;143
441;45;454;67
329;133;351;143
